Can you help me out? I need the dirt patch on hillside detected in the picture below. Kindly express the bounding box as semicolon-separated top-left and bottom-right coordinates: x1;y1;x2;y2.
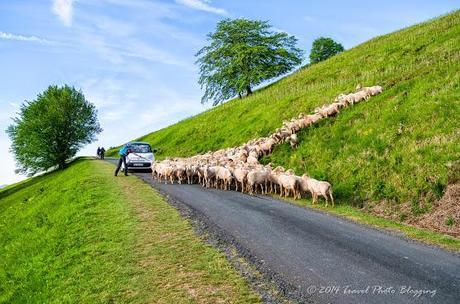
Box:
367;184;460;238
407;184;460;238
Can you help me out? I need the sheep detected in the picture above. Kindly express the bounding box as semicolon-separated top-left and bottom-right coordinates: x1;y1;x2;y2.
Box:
185;165;197;184
247;168;270;195
175;164;186;184
233;166;249;193
215;166;233;190
149;84;382;200
247;154;259;165
269;166;285;194
364;85;383;96
203;165;217;188
276;170;300;199
259;138;276;155
301;174;334;206
288;133;298;149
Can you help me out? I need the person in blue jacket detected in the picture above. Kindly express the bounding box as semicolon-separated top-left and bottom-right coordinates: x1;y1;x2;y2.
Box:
114;144;132;176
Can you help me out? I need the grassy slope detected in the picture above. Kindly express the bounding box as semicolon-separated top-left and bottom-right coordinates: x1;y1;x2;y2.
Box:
107;11;460;211
0;159;259;303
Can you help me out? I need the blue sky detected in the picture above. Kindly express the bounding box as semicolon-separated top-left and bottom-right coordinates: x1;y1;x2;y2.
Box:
0;0;458;185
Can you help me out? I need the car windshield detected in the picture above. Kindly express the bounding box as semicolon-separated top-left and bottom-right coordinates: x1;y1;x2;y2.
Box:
130;144;152;153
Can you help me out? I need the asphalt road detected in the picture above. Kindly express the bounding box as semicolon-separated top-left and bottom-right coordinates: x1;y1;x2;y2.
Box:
107;159;460;304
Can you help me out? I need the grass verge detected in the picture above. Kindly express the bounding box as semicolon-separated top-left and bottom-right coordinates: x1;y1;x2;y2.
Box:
0;158;260;303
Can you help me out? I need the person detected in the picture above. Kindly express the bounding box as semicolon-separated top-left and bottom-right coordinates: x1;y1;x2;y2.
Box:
115;144;132;176
100;147;105;160
96;147;101;158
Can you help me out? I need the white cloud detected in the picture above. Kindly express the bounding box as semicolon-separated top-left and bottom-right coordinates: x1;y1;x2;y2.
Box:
176;0;228;16
0;31;52;44
52;0;74;27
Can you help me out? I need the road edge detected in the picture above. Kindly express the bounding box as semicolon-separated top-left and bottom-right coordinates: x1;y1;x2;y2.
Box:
134;173;315;304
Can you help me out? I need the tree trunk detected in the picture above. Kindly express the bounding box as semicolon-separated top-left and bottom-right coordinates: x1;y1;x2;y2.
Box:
238;92;242;99
58;157;67;170
246;85;252;96
58;159;67;170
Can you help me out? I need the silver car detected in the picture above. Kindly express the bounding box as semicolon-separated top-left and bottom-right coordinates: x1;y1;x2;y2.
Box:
121;142;155;171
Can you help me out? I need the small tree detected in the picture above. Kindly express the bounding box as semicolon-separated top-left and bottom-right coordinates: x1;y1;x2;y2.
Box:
196;18;303;106
309;37;344;64
7;85;102;175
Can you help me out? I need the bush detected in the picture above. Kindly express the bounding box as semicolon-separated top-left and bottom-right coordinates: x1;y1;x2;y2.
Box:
309;37;344;63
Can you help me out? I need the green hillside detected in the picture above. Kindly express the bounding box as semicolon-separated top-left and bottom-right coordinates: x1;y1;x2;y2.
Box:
0;159;259;303
108;12;459;212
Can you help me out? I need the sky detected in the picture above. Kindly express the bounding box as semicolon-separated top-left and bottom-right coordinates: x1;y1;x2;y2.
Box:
0;0;458;185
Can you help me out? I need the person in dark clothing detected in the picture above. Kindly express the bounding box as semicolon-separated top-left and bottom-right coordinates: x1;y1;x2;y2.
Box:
114;144;132;176
100;147;105;160
97;147;101;158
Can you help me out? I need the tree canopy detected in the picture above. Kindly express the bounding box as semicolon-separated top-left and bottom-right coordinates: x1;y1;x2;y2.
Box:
309;37;344;64
196;18;303;106
7;85;102;175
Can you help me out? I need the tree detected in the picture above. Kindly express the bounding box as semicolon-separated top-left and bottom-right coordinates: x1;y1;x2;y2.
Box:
309;37;344;64
7;85;102;175
196;18;304;106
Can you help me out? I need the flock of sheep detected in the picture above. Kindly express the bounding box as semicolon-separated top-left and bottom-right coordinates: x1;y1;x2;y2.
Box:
151;85;383;206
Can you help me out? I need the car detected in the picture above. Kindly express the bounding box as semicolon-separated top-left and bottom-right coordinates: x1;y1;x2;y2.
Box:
121;142;155;171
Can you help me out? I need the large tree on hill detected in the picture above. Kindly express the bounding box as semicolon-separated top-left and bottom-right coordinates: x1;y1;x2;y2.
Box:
196;18;304;106
309;37;344;64
7;85;102;175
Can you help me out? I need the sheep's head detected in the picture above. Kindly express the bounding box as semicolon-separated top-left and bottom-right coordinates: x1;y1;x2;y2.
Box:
273;166;285;173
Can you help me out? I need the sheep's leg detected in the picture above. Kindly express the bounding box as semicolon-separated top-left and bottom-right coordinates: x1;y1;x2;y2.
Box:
235;181;238;192
329;191;334;207
323;193;329;207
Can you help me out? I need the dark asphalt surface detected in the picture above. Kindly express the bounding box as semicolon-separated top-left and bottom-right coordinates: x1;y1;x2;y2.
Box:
107;159;460;304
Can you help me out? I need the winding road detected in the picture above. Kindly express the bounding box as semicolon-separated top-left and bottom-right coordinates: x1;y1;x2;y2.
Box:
107;159;459;304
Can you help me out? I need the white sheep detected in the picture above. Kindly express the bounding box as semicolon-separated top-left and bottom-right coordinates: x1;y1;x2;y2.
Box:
149;84;381;201
301;174;334;206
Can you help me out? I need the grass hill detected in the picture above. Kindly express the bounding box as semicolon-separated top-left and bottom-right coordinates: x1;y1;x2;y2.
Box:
107;12;459;226
0;159;259;303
